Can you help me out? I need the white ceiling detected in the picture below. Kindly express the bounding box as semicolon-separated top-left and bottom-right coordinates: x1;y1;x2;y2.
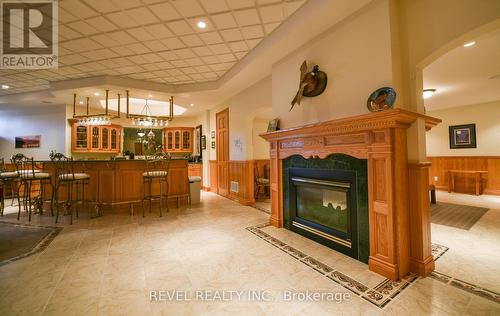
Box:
423;28;500;111
0;0;372;116
0;0;306;93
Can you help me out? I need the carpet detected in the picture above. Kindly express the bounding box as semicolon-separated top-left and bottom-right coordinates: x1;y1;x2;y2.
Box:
0;221;62;266
431;202;488;230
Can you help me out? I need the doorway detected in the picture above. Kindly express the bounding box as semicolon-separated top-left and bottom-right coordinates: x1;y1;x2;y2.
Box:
216;108;229;197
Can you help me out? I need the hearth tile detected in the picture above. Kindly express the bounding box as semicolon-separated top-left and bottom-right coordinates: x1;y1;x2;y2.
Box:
301;256;334;275
327;271;369;295
374;277;412;299
281;245;308;259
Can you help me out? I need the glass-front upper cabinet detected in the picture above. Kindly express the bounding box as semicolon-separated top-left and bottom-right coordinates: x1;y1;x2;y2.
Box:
182;131;190;150
174;131;180;149
91;127;100;149
167;131;173;150
101;127;109;149
75;125;88;150
111;129;117;150
163;127;193;153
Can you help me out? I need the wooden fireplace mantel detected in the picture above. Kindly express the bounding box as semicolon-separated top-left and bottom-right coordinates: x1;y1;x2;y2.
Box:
260;109;441;280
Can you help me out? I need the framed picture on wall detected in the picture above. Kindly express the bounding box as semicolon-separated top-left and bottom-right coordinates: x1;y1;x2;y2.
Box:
449;124;476;149
201;135;206;150
211;131;215;139
211;141;215;149
267;118;280;132
15;135;41;148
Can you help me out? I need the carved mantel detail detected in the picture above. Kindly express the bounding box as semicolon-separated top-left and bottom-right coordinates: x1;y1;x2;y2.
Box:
260;109;441;281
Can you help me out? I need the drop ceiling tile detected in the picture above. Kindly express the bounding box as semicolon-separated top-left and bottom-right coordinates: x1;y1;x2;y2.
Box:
167;20;194;36
234;9;260;26
188;17;216;33
66;21;100;36
259;4;284;23
199;0;229;13
176;75;191;81
111;0;143;10
61;54;90;65
220;29;243;42
128;55;149;65
202;72;218;79
80;50;105;61
144;24;175;39
241;25;264;39
168;69;184;76
110;46;136;56
257;0;281;4
180;67;197;75
64;38;103;53
217;54;236;63
215;70;227;77
189;73;205;80
59;25;82;40
158;51;178;61
96;48;119;59
199;32;223;45
152;70;170;77
264;22;280;34
58;8;79;24
172;0;204;17
126;7;160;25
149;2;181;21
126;27;155;42
180;34;204;47
195;65;211;72
246;38;262;49
108;31;137;45
83;0;117;13
209;43;231;55
211;12;238;30
90;34;122;47
170;60;189;68
192;46;212;57
87;16;119;32
161;37;186;50
142;64;159;71
174;48;196;59
185;58;205;66
285;0;306;17
126;43;151;54
142;53;163;63
227;0;255;10
60;0;98;19
201;56;218;64
106;11;139;28
209;63;228;71
156;61;174;69
143;40;168;52
228;41;248;52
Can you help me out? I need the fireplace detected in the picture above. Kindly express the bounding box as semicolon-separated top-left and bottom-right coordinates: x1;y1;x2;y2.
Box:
260;109;441;280
284;155;368;262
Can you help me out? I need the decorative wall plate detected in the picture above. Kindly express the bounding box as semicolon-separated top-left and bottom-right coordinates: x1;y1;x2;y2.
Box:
366;87;396;112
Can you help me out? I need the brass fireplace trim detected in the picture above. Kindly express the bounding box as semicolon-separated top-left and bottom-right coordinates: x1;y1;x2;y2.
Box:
292;221;352;248
291;177;351;189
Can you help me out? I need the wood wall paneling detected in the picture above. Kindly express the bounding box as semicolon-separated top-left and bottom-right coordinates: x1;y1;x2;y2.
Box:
428;156;500;195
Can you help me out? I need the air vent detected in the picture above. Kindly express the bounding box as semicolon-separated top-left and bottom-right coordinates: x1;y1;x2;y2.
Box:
230;181;239;193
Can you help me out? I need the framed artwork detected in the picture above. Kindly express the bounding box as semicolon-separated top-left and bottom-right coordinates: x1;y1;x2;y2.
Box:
211;141;215;149
267;118;280;132
15;135;41;148
449;124;476;149
201;135;206;150
195;125;203;158
211;131;215;139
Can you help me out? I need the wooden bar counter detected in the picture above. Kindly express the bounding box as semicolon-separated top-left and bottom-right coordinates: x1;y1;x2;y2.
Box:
41;158;190;212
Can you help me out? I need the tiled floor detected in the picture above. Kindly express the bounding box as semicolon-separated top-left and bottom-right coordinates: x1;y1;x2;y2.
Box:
0;191;498;315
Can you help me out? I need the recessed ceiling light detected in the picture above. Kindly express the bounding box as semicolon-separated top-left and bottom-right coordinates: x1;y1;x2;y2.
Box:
79;101;83;104
463;41;475;47
197;21;207;29
1;84;9;89
94;92;99;96
423;89;436;99
148;94;152;98
190;103;194;107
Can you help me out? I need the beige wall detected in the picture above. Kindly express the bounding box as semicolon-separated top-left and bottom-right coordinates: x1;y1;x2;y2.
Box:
209;76;272;161
272;0;393;129
426;101;500;156
252;117;270;160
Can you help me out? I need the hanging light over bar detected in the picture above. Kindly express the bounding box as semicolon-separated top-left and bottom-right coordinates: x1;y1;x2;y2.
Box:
125;90;175;127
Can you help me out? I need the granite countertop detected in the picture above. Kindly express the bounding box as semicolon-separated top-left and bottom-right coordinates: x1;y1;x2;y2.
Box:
35;157;190;163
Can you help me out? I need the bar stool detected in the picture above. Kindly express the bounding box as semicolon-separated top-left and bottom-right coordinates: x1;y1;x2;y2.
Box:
11;154;54;222
142;152;171;217
50;152;90;224
0;158;20;216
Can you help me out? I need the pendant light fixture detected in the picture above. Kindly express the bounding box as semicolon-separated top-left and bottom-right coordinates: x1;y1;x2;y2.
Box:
126;90;175;127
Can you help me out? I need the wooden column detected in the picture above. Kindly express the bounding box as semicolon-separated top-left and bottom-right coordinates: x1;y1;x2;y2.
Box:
408;162;435;276
269;141;282;227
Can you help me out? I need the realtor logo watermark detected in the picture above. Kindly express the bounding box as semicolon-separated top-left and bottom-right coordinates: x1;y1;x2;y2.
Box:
1;0;58;69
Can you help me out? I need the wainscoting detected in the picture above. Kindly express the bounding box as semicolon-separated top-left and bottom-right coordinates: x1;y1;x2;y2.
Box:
209;159;270;205
428;156;500;195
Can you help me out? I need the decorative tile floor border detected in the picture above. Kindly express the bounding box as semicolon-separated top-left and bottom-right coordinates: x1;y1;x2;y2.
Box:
246;223;499;308
429;271;500;304
250;204;271;215
0;221;63;267
246;223;419;308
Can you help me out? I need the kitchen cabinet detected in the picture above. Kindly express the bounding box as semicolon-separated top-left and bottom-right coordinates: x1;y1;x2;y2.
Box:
163;127;193;153
71;122;122;153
